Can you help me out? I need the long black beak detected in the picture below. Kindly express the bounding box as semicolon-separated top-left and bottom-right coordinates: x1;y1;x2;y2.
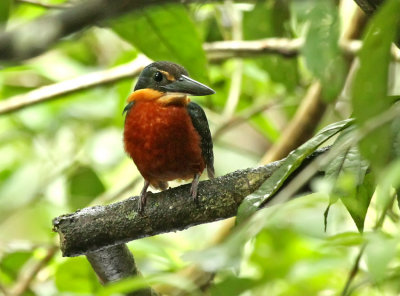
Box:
161;75;215;96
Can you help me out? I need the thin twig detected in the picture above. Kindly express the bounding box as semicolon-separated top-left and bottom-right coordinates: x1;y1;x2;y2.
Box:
341;192;397;296
341;244;366;296
0;283;8;296
10;245;58;296
0;55;151;115
89;176;142;206
213;101;278;140
205;38;303;61
1;40;400;116
221;1;243;119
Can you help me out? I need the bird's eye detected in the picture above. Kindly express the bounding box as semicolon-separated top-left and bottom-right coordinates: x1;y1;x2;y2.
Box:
154;71;163;82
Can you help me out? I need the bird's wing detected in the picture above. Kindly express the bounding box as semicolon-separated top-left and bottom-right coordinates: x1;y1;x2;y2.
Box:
122;101;135;116
187;101;215;178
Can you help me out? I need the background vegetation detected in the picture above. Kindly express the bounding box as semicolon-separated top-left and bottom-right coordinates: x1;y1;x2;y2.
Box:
0;0;400;295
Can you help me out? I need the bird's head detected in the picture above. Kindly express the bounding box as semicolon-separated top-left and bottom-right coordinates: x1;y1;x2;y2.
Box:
127;61;215;105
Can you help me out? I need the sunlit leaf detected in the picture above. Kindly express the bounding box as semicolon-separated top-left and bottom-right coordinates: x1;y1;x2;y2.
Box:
365;232;397;283
302;1;346;101
0;201;57;243
111;4;208;82
352;0;400;170
237;119;354;223
324;232;363;247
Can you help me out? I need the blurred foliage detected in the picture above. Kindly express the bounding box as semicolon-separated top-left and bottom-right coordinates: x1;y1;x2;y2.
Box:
1;0;400;296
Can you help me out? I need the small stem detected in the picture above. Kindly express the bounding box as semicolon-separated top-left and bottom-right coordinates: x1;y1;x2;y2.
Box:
341;244;366;296
222;1;243;119
213;101;278;140
10;245;58;296
341;192;396;295
15;0;71;9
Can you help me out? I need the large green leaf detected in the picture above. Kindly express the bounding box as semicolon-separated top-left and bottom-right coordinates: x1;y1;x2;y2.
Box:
111;4;208;83
302;1;346;102
237;119;353;223
352;0;400;170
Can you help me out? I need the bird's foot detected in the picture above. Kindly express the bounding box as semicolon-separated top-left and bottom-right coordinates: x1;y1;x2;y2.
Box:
137;180;150;213
138;192;147;213
190;173;201;203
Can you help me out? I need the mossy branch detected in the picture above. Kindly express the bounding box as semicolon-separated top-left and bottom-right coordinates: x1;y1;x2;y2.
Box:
53;147;328;257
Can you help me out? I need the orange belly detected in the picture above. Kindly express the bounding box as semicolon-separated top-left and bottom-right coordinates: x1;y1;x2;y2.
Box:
124;101;205;188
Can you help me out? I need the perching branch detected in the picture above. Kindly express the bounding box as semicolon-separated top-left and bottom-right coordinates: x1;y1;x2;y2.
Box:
86;244;156;296
53;147;328;257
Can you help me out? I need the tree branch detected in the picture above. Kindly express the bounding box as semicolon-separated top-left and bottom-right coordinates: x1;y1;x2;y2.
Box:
0;0;183;61
0;0;397;61
53;147;328;257
1;39;400;116
0;55;150;115
86;244;157;296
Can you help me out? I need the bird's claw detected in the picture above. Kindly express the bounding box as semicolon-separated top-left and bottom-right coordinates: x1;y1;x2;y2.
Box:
190;173;201;204
137;192;147;213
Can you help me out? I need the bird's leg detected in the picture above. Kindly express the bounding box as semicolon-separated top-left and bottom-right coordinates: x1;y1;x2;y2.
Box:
138;180;150;212
190;173;201;202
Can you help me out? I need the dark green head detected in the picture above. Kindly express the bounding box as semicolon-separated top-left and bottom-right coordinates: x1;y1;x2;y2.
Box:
134;61;215;96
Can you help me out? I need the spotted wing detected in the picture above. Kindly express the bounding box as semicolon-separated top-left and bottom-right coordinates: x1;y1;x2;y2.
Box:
187;101;215;178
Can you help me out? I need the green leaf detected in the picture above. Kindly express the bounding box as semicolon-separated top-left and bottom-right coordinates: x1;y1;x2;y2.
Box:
210;276;258;296
243;0;298;90
111;4;208;83
324;140;372;232
55;257;101;293
302;1;346;102
341;173;374;232
324;232;363;247
0;251;32;282
237;119;354;224
0;0;12;24
68;165;105;210
352;0;400;170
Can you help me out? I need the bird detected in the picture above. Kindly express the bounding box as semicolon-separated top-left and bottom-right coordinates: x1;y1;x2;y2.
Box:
123;61;215;212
